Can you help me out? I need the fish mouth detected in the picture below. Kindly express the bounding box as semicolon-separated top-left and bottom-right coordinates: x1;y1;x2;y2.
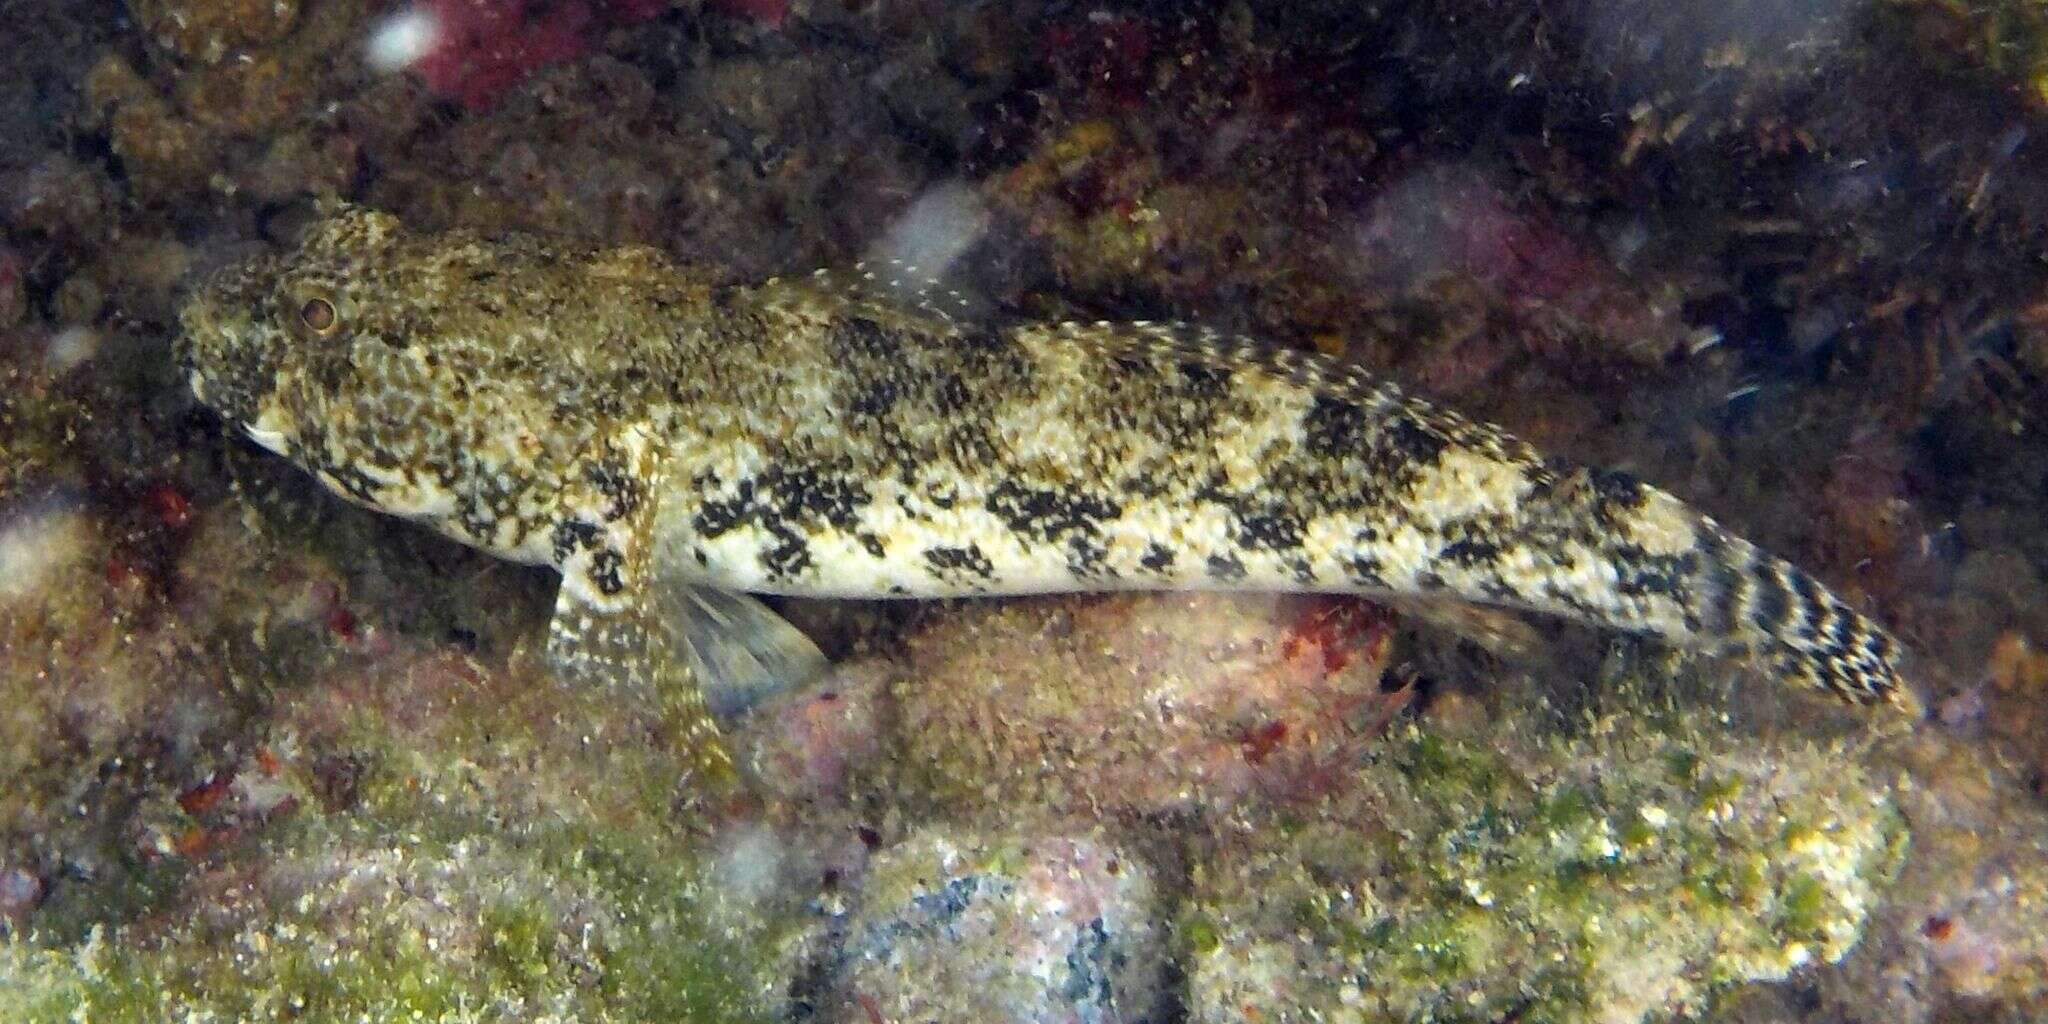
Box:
235;400;299;457
243;423;291;455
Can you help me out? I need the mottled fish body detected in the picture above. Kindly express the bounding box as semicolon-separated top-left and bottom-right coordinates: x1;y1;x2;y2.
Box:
177;207;1914;776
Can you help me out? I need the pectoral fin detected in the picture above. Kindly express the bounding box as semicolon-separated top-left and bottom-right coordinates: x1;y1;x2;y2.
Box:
546;583;733;781
664;584;829;719
545;424;735;785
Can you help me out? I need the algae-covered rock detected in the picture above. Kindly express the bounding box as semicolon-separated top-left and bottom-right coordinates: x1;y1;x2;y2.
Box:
1184;705;1908;1024
813;826;1167;1024
0;585;801;1023
1801;726;2048;1024
735;658;892;803
128;0;299;65
1;815;785;1023
892;593;1397;819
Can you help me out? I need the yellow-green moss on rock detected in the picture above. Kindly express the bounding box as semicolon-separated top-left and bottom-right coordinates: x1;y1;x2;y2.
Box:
1186;707;1909;1024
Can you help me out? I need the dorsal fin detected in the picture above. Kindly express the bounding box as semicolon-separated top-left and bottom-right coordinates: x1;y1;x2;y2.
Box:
772;259;987;327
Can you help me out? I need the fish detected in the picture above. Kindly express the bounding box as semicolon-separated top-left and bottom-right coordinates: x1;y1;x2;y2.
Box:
175;205;1917;779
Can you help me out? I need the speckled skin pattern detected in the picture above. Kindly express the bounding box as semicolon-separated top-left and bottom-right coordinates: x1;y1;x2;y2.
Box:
177;207;1914;767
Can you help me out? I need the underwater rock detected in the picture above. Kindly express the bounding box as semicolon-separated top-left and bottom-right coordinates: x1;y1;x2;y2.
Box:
1183;706;1907;1024
818;827;1165;1024
76;2;373;209
241;127;362;205
1;581;797;1022
2;155;115;248
101;88;218;204
1351;161;1679;360
705;0;785;29
0;248;23;330
892;593;1398;819
1979;631;2048;787
2;812;789;1022
358;52;725;251
175;52;305;136
734;658;891;803
0;496;235;848
1812;728;2048;1024
129;0;300;64
49;273;104;326
0;867;40;927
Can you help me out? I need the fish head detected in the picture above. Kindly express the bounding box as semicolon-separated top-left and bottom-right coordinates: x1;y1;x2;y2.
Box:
180;205;456;496
176;204;593;550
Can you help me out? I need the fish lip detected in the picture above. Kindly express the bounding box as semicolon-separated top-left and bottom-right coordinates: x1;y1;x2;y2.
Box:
242;422;290;455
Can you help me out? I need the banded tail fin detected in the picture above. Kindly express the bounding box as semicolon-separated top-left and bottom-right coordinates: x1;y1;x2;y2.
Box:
1485;463;1914;711
1711;531;1916;713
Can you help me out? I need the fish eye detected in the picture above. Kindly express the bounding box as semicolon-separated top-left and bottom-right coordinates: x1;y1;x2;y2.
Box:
299;297;340;336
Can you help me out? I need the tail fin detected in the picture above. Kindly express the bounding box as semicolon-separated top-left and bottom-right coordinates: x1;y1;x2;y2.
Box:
1492;464;1915;712
1712;532;1916;713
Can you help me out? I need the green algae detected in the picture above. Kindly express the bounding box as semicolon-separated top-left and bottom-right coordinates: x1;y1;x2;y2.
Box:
1186;706;1910;1024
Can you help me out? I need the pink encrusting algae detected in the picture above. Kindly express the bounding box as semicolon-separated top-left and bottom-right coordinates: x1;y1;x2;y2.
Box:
385;0;671;110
